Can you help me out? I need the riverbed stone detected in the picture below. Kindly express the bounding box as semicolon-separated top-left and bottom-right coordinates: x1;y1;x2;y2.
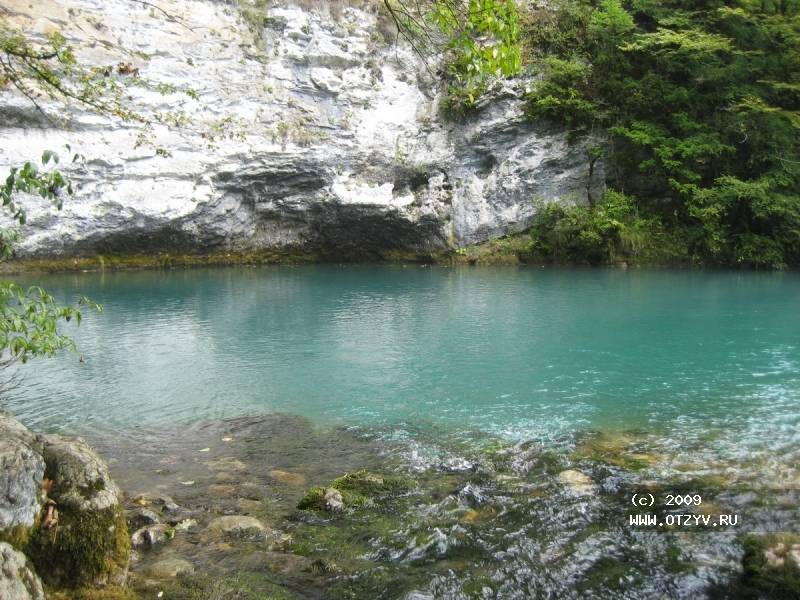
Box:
324;488;345;512
0;542;45;600
270;469;307;486
146;557;195;578
158;496;181;513
126;507;161;531
557;470;595;496
206;515;267;538
131;524;170;550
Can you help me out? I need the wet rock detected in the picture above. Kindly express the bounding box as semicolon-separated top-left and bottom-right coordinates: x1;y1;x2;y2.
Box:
127;507;161;531
173;518;198;531
0;542;45;600
557;469;595;496
158;496;180;513
270;469;307;487
146;557;195;578
324;488;345;512
404;593;434;600
298;470;414;512
458;483;488;507
206;515;267;538
131;524;171;550
0;417;44;533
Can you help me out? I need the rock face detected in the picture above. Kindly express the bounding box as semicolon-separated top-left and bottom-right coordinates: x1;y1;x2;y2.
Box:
0;0;603;259
0;414;130;589
0;542;45;600
0;416;44;534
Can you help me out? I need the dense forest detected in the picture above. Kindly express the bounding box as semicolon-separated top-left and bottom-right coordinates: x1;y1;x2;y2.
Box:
418;0;800;267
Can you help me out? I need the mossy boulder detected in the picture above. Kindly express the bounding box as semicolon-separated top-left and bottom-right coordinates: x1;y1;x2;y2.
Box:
297;470;415;512
29;435;130;588
0;415;130;591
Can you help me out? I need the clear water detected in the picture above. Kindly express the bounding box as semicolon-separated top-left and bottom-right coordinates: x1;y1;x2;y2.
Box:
7;265;800;598
5;265;800;450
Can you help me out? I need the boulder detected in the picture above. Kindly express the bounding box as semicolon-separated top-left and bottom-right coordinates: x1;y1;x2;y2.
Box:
28;434;130;587
126;507;161;531
41;434;122;513
0;416;44;537
0;542;45;600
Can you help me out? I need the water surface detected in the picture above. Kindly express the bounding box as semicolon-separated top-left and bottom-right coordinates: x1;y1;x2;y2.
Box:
6;266;799;450
8;265;800;598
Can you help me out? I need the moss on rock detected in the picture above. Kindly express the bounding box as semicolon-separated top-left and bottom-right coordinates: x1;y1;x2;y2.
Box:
28;504;130;588
296;470;415;512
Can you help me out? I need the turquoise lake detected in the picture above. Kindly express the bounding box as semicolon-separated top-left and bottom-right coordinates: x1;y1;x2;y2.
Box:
6;266;800;459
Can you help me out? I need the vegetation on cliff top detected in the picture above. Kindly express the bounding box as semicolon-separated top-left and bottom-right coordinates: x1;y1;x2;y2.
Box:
521;0;800;268
387;0;799;268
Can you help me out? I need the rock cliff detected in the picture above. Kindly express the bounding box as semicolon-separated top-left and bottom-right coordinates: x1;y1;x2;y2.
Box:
0;0;603;259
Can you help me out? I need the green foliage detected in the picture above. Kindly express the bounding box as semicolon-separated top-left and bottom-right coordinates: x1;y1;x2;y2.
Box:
731;534;800;599
1;150;81;250
525;57;596;126
529;191;664;265
0;283;99;364
0;22;140;122
387;0;522;114
520;0;800;268
0;149;99;365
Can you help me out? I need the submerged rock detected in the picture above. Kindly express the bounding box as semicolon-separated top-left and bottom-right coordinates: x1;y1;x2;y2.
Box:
557;469;595;496
206;515;267;539
146;557;195;578
270;469;307;487
0;542;45;600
